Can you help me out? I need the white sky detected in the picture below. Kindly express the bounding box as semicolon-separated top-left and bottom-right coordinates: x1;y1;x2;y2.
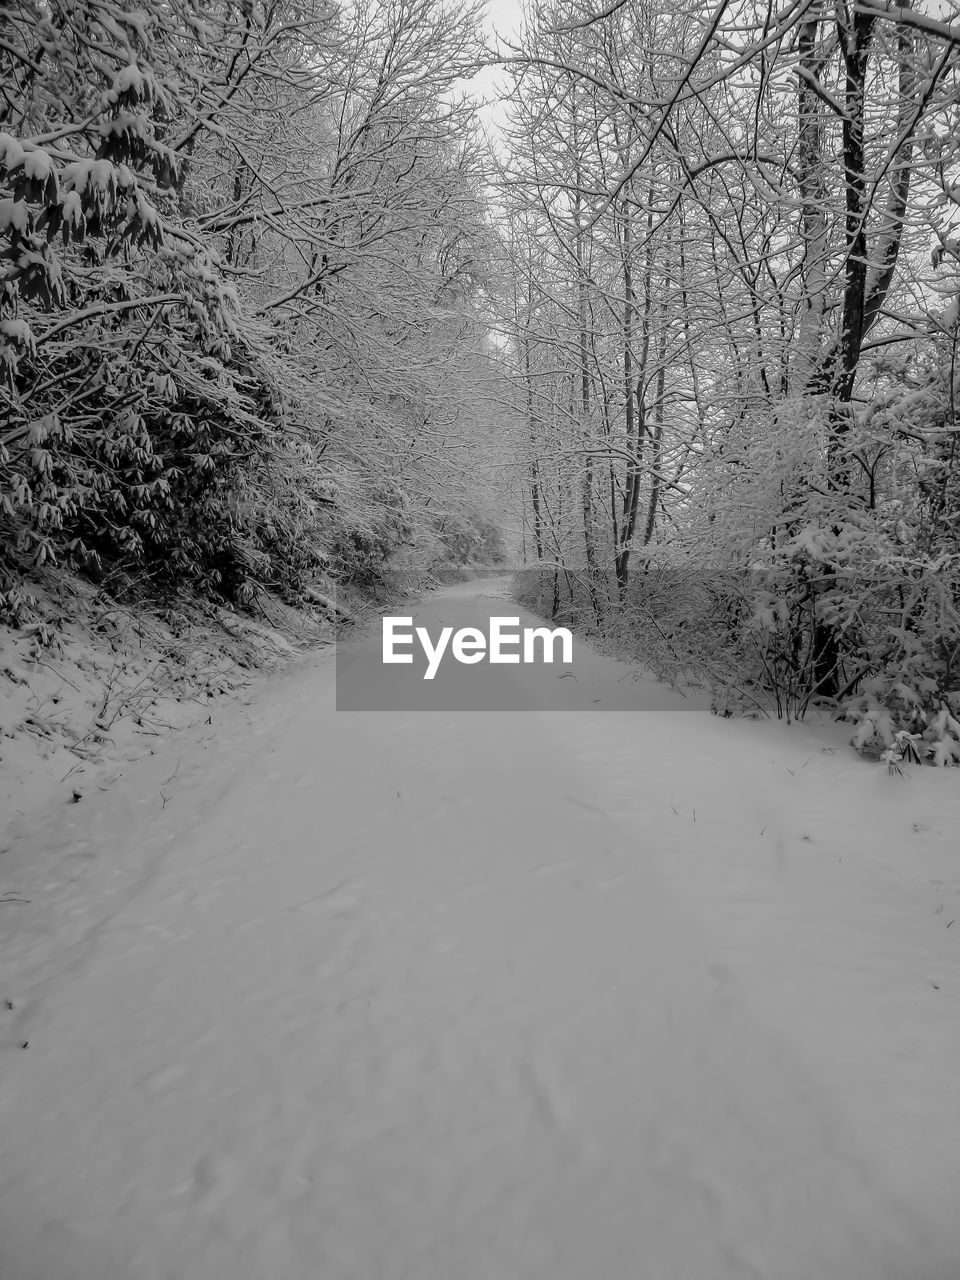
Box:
484;0;525;37
457;0;526;139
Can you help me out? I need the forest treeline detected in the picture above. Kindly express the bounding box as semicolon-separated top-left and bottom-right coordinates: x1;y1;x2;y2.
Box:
496;0;960;766
3;0;960;764
1;0;506;619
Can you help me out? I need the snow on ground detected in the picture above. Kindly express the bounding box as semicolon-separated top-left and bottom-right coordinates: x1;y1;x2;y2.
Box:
1;577;958;1279
0;571;331;834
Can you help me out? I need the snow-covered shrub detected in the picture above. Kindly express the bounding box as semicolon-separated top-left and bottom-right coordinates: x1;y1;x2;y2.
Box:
0;0;265;599
845;679;960;768
830;332;960;764
435;512;506;566
0;577;39;628
592;343;960;754
328;482;416;591
840;609;960;767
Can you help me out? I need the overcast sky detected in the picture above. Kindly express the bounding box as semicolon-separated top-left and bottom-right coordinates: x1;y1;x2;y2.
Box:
485;0;524;36
457;0;525;138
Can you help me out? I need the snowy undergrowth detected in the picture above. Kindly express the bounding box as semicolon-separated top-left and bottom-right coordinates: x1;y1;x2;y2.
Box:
0;571;332;835
513;566;960;769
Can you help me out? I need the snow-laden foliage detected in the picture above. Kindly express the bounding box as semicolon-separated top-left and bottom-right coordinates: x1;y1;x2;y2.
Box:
689;374;960;759
497;0;960;765
1;0;506;613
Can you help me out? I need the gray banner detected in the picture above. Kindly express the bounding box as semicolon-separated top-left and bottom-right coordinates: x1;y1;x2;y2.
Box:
335;575;704;712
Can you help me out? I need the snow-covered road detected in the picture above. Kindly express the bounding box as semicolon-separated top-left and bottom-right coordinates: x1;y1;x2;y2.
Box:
2;578;959;1280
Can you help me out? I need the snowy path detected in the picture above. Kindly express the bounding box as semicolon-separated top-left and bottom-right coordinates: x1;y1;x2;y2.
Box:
1;578;959;1280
